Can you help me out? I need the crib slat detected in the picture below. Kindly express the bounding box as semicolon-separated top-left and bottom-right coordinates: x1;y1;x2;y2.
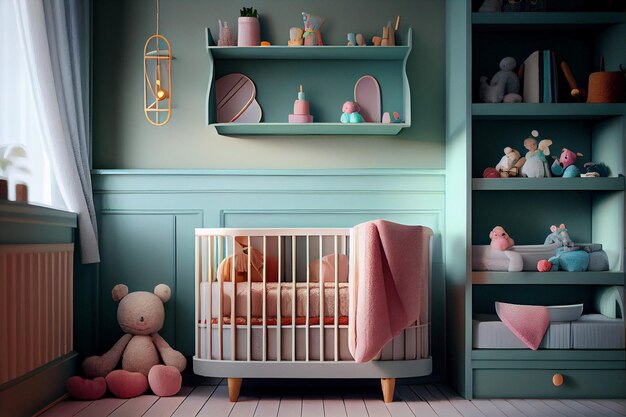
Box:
207;236;213;360
247;236;251;362
277;236;281;362
218;236;223;361
262;236;267;362
305;236;310;362
334;235;339;362
291;236;296;362
231;238;236;361
319;236;324;362
195;236;201;359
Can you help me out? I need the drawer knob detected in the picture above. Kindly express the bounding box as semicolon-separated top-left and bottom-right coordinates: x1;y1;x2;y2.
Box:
552;373;564;387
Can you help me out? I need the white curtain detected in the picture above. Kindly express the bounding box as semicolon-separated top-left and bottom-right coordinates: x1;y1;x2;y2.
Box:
13;0;100;263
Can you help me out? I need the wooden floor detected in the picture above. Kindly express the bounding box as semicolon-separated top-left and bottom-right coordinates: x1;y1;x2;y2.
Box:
40;382;626;417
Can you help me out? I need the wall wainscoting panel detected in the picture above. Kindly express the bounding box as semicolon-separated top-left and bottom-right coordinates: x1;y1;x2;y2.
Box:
92;169;446;381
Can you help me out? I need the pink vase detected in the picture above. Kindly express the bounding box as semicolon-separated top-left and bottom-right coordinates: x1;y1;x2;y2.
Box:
237;17;260;46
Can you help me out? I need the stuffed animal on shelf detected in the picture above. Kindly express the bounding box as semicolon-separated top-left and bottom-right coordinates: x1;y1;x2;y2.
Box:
302;12;324;46
493;146;524;177
67;284;186;400
581;162;610;177
479;57;522;103
551;148;584;178
520;130;552;178
537;224;590;272
489;226;515;251
340;101;365;123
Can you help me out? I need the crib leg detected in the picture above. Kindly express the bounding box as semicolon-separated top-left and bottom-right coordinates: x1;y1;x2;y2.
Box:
228;378;243;402
381;378;395;403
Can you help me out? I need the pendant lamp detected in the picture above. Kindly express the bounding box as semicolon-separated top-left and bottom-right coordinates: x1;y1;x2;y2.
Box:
144;0;172;126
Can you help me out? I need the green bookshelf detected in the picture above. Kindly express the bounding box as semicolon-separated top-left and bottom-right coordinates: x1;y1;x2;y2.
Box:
472;103;626;120
472;271;625;285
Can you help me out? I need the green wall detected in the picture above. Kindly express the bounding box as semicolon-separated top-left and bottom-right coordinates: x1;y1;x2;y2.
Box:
92;0;445;169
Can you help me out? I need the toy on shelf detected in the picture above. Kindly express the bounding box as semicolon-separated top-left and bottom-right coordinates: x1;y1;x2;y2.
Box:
356;34;366;46
478;0;502;12
67;284;186;400
302;12;324;46
288;27;304;46
551;148;583;178
354;75;382;122
560;61;587;102
216;73;262;123
347;33;357;46
537;224;590;272
479;57;522;103
288;85;314;123
502;0;524;12
484;146;524;178
238;7;260;47
520;130;552;178
489;226;515;251
372;36;382;46
587;59;626;103
581;162;610;178
483;167;501;178
217;20;235;46
380;16;400;46
382;112;403;124
340;101;365;123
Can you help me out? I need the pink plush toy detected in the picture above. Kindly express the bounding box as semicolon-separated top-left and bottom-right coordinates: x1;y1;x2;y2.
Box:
67;284;186;399
489;226;515;251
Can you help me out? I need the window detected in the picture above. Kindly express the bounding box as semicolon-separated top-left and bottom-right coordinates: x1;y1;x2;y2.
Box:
0;0;64;208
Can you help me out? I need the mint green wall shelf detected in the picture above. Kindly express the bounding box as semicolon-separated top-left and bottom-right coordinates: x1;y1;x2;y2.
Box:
472;271;625;285
472;177;625;190
473;12;626;28
472;103;626;120
211;122;408;136
206;28;413;136
446;3;626;399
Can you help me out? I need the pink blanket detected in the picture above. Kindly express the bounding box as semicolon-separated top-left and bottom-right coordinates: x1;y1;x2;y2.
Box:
495;302;549;350
349;220;432;363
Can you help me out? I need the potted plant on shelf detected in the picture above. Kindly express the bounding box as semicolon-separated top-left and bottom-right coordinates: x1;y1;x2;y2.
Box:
237;7;260;47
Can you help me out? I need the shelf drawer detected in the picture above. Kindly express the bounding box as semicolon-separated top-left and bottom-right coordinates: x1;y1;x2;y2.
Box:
474;369;626;398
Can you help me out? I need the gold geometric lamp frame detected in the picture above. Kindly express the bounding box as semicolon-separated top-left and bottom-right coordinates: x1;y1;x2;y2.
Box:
144;0;172;126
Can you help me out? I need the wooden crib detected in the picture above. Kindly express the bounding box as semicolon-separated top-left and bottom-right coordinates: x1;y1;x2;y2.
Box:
194;227;432;402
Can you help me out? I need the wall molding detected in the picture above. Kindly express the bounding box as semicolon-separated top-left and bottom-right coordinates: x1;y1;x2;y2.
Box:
92;168;447;177
0;201;77;228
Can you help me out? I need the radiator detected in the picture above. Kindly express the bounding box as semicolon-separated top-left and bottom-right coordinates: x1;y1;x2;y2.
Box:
0;244;74;385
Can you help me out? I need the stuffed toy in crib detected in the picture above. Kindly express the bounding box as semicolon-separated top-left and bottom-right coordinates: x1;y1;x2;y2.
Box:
67;284;186;399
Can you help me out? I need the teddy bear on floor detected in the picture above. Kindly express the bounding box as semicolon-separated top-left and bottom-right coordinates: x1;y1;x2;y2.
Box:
67;284;186;400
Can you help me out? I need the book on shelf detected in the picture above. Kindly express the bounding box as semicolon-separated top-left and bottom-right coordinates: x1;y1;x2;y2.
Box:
522;50;559;103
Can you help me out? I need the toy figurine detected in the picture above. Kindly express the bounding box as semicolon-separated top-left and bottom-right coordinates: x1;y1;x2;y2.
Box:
479;57;522;103
581;162;610;178
302;12;324;46
372;36;382;46
382;112;402;124
347;33;356;46
494;146;524;177
288;27;304;46
520;130;552;178
551;148;583;178
489;226;515;251
340;101;365;123
356;34;366;46
217;20;235;46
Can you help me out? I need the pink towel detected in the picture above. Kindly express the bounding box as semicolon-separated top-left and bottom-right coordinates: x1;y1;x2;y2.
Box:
495;302;549;350
348;220;432;363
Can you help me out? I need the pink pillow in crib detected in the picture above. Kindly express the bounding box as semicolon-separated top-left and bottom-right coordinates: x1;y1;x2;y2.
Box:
309;254;349;282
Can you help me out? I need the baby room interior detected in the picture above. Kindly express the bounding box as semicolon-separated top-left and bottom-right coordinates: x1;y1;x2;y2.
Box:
0;0;625;416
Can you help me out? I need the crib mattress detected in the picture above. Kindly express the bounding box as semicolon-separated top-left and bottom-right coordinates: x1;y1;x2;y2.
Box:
473;314;624;349
571;314;625;349
472;314;571;349
201;281;349;320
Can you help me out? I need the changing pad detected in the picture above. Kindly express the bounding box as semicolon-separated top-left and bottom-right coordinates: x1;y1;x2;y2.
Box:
571;314;625;349
472;244;609;272
473;314;570;349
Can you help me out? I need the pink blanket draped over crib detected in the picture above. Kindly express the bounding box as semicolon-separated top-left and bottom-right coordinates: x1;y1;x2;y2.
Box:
348;220;432;363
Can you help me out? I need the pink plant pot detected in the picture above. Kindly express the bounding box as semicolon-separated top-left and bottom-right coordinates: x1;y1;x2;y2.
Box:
237;17;260;46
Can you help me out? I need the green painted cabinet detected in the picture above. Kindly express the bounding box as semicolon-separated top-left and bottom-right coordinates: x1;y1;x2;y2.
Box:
446;2;626;399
